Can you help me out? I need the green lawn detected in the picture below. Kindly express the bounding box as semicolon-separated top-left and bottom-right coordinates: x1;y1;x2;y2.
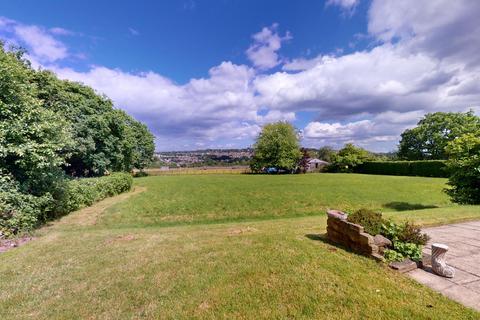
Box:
1;173;480;319
99;173;457;228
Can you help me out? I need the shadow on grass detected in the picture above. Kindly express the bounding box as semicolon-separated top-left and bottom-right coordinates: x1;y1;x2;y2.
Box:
305;233;327;242
383;202;438;211
305;233;341;252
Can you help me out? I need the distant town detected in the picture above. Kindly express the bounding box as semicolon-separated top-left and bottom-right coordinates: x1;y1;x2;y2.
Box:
152;149;253;168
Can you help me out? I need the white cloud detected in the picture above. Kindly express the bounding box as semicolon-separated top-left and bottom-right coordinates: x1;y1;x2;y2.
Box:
0;17;69;62
14;25;68;62
246;23;291;70
51;61;296;149
368;0;480;67
2;1;480;151
302;110;425;151
326;0;360;16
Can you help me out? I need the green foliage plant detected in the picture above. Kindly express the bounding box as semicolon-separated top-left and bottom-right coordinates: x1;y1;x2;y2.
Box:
392;241;423;262
384;249;404;262
398;111;480;160
328;143;375;172
445;132;480;204
250;122;302;173
347;208;385;235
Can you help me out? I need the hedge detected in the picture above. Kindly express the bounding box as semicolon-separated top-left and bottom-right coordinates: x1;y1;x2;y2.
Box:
1;172;133;236
355;160;447;178
54;172;133;215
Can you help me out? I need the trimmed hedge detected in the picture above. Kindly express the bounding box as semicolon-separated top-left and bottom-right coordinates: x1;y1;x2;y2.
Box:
355;160;447;177
54;173;133;215
1;173;133;236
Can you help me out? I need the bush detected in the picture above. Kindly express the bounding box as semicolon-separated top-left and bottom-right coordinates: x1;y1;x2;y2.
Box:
327;144;375;173
355;160;447;177
133;171;149;177
0;174;52;237
392;241;423;262
381;220;429;246
384;249;404;262
347;208;385;235
445;133;480;204
398;221;429;245
54;173;133;215
381;220;428;262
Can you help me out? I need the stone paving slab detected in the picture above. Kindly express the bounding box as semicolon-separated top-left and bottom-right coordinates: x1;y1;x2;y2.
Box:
407;221;480;312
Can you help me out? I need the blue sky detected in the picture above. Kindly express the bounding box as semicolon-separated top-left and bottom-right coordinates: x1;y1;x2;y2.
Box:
1;0;479;151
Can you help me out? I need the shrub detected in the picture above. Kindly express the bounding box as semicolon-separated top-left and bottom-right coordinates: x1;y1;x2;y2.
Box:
347;208;385;235
381;220;402;242
398;221;429;246
0;174;52;237
445;132;480;204
54;173;133;215
384;249;404;262
355;160;447;177
381;220;428;262
381;220;429;246
133;171;149;177
392;241;423;262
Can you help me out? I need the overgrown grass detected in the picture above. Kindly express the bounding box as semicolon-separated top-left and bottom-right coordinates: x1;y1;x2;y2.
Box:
1;174;479;319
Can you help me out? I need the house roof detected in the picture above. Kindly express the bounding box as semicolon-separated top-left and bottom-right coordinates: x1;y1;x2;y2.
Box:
307;158;329;165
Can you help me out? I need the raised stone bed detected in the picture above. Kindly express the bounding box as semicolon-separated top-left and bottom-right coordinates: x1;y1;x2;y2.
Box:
326;209;384;261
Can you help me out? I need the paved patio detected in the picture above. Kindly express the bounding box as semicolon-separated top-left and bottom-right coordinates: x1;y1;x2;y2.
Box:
408;220;480;311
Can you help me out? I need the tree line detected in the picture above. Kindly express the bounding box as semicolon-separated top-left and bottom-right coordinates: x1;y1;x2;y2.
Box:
0;43;154;235
250;111;480;204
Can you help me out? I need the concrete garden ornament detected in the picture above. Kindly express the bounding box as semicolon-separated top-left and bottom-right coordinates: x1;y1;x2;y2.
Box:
431;243;455;278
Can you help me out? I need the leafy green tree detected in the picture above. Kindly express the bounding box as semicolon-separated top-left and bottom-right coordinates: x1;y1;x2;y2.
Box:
250;122;302;172
445;132;480;204
398;111;480;160
32;70;154;176
328;143;375;172
317;146;336;162
0;45;72;195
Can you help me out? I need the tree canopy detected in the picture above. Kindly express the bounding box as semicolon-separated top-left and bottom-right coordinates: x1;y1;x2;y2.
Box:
0;43;155;234
328;143;375;172
398;111;480;160
445;132;480;204
32;69;155;176
250;122;302;172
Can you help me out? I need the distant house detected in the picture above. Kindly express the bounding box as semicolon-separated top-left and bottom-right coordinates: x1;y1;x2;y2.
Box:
306;158;329;172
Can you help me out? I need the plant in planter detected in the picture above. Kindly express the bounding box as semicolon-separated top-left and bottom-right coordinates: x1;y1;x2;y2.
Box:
381;220;429;262
347;208;385;236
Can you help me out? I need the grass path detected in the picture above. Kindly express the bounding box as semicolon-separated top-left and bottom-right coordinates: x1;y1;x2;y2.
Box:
1;174;480;319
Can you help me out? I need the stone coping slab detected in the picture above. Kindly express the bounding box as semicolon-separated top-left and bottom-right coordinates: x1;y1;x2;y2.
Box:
407;221;480;312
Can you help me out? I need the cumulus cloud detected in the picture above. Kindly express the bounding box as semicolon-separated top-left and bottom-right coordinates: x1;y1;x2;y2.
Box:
368;0;480;67
246;23;292;70
51;61;296;150
255;44;463;117
303;110;426;150
1;1;480;151
0;16;69;63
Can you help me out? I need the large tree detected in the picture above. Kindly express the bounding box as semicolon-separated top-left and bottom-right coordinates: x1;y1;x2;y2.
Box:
250;122;302;172
445;132;480;204
398;111;480;160
32;70;154;176
328;143;375;172
0;45;72;195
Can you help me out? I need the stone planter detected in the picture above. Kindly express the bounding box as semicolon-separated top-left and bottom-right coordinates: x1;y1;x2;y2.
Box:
326;210;384;261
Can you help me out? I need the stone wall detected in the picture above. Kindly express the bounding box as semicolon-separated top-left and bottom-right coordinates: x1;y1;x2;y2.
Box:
326;210;383;261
